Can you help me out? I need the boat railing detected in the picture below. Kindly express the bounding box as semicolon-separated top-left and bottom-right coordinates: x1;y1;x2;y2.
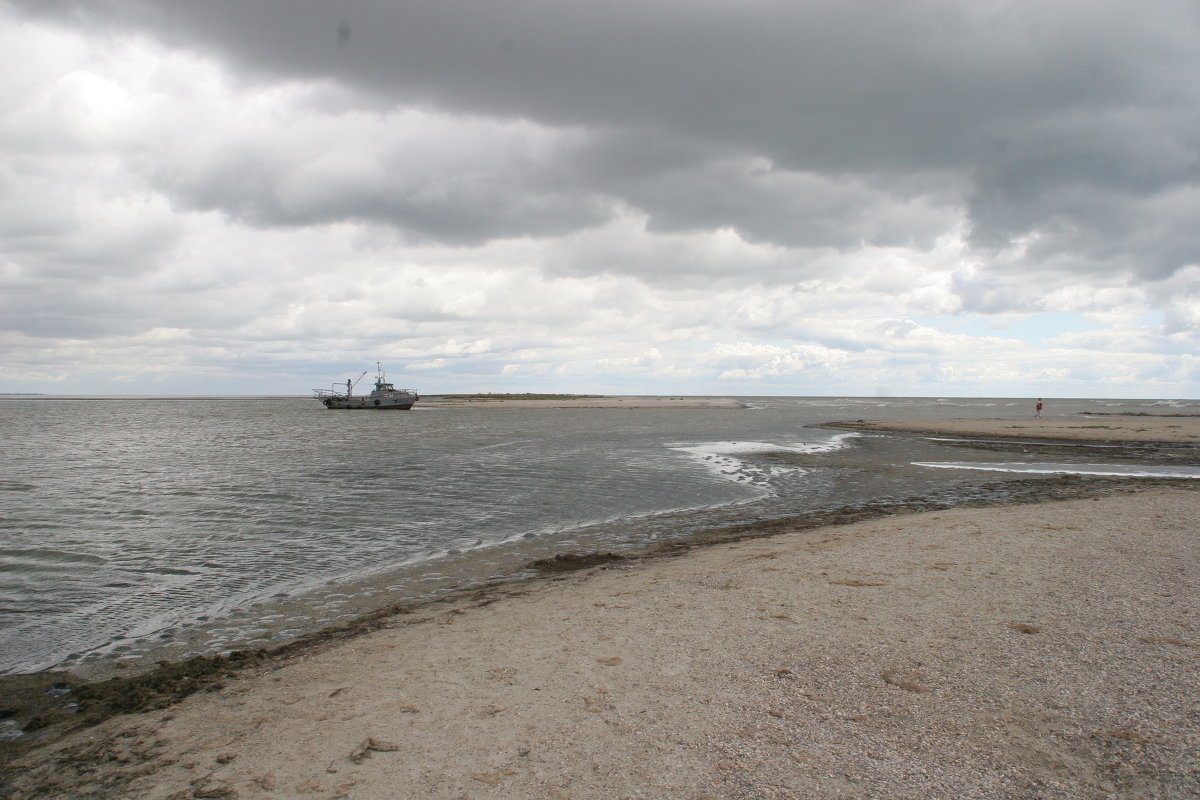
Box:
313;386;415;398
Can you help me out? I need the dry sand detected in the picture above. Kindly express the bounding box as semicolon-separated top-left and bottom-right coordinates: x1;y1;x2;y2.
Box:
5;421;1199;799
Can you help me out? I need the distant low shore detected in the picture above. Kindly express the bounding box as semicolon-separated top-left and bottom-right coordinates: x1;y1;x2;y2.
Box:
420;395;747;409
827;414;1200;443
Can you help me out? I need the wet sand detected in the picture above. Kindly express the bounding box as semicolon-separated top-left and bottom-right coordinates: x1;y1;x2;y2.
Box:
3;422;1199;799
829;414;1200;443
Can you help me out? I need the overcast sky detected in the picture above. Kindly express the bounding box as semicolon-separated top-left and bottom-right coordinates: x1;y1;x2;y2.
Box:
2;1;1197;397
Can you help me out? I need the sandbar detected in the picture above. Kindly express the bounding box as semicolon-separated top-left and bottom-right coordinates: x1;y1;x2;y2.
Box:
829;414;1200;443
421;396;746;409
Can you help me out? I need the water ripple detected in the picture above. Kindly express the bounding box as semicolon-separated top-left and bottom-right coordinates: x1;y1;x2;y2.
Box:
2;395;1194;674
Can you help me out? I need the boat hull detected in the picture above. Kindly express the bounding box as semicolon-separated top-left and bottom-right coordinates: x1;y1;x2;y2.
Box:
322;394;416;410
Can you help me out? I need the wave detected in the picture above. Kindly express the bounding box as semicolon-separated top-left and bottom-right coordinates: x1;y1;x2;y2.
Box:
666;432;858;487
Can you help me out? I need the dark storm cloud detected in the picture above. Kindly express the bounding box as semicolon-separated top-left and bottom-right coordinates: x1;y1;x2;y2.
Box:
10;0;1200;280
149;121;614;244
612;160;958;249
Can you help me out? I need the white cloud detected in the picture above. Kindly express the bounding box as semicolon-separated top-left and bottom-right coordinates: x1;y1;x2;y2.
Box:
1;2;1198;398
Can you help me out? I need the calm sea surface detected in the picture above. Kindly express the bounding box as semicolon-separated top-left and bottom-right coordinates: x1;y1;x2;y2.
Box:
1;395;1196;675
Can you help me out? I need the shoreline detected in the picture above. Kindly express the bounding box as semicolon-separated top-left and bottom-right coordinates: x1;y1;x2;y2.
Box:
9;474;1180;737
4;419;1199;797
826;414;1200;443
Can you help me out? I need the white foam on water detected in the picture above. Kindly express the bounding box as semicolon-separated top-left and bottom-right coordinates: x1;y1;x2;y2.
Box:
913;462;1200;479
668;432;859;485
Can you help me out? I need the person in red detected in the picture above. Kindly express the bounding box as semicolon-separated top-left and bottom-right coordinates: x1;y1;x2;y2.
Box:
1035;398;1044;418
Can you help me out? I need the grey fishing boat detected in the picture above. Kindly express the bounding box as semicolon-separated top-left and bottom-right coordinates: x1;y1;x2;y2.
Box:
314;363;418;409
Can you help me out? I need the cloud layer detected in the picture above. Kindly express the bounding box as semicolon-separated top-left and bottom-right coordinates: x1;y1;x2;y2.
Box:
2;1;1197;396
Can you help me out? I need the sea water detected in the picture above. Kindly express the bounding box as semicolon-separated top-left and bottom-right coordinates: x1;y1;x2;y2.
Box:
1;395;1195;675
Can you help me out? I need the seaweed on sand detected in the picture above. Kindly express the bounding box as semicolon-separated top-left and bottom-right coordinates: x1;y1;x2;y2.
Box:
0;650;271;765
528;551;627;573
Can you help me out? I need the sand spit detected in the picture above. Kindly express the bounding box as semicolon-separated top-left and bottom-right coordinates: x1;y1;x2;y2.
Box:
829;415;1200;444
421;396;746;409
5;482;1198;799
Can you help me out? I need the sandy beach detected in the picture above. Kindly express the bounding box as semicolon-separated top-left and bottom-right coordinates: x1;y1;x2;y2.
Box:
4;419;1198;799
